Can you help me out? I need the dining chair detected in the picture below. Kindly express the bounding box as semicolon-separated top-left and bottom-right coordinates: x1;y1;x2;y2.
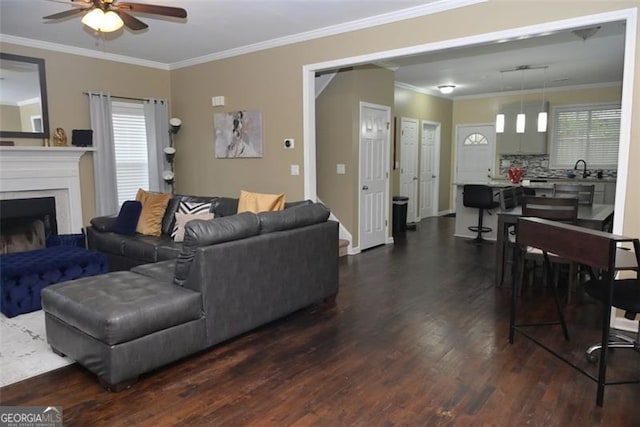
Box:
553;183;595;205
584;242;640;363
499;187;517;211
517;196;580;299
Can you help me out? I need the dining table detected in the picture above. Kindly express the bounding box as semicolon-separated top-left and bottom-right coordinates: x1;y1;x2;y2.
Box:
494;203;615;286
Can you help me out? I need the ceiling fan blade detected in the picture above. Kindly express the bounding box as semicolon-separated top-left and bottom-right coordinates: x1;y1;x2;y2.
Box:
43;8;88;20
116;11;149;31
117;2;187;18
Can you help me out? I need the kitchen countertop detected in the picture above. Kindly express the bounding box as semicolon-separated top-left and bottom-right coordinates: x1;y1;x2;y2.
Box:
455;177;616;189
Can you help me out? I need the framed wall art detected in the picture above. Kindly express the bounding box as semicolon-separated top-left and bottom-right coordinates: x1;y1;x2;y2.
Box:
214;110;263;158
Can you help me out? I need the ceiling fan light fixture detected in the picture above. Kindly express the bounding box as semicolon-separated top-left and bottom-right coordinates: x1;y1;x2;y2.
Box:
81;9;124;33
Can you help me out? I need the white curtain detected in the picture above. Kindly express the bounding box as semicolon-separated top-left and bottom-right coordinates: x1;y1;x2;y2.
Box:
143;99;170;193
89;91;119;216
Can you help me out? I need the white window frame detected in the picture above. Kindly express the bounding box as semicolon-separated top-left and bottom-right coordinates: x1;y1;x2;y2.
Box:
549;102;621;170
112;101;149;206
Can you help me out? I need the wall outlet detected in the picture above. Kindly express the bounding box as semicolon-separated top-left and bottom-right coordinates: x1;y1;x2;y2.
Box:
211;96;225;107
336;164;346;174
284;138;295;149
291;164;299;175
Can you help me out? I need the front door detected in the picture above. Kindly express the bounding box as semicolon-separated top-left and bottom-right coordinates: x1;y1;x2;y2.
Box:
359;103;390;250
455;124;496;183
420;121;440;218
400;117;419;223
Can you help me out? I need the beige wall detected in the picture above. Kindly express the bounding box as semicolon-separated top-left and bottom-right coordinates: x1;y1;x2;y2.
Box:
0;42;171;225
394;87;453;212
316;65;394;245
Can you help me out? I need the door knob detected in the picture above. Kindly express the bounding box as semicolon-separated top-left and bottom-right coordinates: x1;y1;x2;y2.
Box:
362;185;369;190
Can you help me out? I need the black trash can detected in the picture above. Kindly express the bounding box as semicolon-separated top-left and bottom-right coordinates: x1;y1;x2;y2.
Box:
392;196;409;234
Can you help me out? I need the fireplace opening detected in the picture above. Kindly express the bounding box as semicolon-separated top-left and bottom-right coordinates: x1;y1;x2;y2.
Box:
1;197;58;255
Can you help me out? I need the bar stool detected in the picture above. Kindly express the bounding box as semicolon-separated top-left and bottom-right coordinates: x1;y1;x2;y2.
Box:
463;184;499;244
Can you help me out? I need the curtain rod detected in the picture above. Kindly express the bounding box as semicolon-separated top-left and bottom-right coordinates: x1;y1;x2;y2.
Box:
83;92;149;102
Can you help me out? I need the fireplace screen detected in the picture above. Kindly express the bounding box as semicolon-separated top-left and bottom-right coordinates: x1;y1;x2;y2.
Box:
0;197;57;255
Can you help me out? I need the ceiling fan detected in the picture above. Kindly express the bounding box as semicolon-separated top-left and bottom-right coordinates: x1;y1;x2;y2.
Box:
43;0;187;32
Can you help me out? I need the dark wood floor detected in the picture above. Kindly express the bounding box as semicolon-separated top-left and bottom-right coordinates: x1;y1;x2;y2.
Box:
2;217;639;426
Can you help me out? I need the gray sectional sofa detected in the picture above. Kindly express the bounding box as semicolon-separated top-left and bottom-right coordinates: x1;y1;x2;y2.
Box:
41;200;339;390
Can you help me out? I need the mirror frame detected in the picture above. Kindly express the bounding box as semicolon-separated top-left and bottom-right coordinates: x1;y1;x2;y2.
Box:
0;53;50;139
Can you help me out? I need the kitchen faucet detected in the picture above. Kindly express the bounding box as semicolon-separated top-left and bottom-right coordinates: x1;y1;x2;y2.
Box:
574;159;590;179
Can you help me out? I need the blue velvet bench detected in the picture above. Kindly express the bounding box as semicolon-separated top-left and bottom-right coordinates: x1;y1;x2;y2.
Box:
0;246;108;318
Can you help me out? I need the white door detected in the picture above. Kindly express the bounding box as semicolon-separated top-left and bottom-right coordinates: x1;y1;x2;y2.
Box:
359;103;390;250
420;121;440;218
400;117;419;223
456;124;496;183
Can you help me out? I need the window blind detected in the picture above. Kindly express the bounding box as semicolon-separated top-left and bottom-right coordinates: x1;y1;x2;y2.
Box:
549;103;621;169
112;102;149;206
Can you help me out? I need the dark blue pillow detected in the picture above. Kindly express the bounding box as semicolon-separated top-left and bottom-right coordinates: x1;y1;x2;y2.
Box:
114;201;142;235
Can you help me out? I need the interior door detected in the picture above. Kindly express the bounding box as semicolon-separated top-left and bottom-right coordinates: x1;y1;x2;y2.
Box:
400;117;419;223
456;124;496;183
420;121;440;218
359;103;389;250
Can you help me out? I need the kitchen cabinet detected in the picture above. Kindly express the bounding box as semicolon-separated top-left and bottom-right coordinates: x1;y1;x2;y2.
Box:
496;101;548;154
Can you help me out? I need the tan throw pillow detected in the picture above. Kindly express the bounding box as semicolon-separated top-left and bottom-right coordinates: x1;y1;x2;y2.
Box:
237;190;285;213
135;189;172;236
173;212;214;242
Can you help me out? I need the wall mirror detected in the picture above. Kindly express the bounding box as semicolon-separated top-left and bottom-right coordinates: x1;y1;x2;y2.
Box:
0;53;50;139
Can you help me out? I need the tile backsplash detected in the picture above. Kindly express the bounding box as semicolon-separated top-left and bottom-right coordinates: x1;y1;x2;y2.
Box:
498;154;617;179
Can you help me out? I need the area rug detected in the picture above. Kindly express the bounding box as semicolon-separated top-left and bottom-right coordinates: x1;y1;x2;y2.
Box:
0;310;73;387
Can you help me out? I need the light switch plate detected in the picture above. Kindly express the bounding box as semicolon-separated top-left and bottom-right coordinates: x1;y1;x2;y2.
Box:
336;164;346;174
291;164;299;175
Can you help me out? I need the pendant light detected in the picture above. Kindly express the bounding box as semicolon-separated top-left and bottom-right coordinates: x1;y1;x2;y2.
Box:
495;72;505;133
537;68;548;132
516;69;525;134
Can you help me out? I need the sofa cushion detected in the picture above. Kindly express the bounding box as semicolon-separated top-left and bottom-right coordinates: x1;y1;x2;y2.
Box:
173;212;215;242
136;189;172;236
131;260;176;284
258;202;330;234
211;197;239;217
42;271;202;346
173;212;260;286
237;190;285;214
157;240;183;261
114;200;142;235
122;236;161;262
171;200;214;239
88;231;126;255
90;216;117;232
162;195;219;235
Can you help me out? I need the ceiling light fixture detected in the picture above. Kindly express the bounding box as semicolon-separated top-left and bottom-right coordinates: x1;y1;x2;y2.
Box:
516;69;525;134
81;9;124;33
438;85;456;95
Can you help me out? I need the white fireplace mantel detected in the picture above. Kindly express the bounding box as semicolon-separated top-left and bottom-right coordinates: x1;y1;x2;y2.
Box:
0;146;95;233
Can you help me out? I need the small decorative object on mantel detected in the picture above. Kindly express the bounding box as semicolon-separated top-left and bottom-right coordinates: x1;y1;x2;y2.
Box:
72;129;93;147
53;128;68;147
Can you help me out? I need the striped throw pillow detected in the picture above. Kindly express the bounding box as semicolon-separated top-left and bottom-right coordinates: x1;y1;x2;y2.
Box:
171;201;213;239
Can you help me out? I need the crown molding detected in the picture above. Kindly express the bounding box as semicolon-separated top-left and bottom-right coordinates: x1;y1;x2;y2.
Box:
0;34;169;70
169;0;487;70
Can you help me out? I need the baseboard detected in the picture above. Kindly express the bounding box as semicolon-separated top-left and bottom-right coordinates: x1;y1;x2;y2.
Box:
439;209;454;216
348;246;361;255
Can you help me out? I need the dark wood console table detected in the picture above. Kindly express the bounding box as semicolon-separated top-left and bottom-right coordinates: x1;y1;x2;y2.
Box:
509;217;639;406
